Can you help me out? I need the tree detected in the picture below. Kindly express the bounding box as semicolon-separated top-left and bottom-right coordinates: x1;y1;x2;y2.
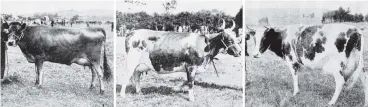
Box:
70;14;79;22
162;0;177;14
365;14;368;22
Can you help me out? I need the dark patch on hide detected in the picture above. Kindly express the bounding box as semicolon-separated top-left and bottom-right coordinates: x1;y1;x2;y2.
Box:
345;28;361;58
295;25;326;60
148;36;159;41
132;40;147;50
150;48;204;72
339;61;348;81
335;32;347;52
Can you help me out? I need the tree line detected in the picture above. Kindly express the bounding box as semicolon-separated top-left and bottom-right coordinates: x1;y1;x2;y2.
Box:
116;9;235;30
322;6;368;23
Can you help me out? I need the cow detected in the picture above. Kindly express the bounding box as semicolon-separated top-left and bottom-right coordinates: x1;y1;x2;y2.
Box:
248;24;367;106
119;20;242;101
5;22;112;94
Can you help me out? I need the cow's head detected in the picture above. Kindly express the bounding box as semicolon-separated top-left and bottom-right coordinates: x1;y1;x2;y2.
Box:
251;26;285;58
7;22;26;46
205;19;242;57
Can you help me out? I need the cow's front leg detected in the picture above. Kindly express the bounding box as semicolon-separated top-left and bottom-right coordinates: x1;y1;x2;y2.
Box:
35;60;44;87
185;66;197;101
93;64;105;94
286;61;299;96
361;70;368;107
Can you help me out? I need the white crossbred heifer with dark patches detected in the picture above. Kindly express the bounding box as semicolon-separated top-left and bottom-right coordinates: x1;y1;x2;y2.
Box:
120;20;241;101
248;23;367;106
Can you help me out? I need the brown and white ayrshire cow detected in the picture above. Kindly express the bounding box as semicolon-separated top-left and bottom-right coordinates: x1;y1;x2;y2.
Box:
5;22;112;94
120;20;241;101
248;24;367;106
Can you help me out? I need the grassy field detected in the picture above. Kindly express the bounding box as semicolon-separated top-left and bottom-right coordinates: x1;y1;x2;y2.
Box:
245;20;368;106
1;24;114;107
115;36;243;107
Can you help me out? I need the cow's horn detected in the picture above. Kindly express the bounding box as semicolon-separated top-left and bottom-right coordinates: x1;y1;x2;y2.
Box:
246;25;254;31
220;19;225;29
230;20;236;30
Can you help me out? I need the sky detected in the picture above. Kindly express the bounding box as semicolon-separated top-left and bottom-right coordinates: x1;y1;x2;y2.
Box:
245;1;368;14
1;0;114;15
116;0;243;16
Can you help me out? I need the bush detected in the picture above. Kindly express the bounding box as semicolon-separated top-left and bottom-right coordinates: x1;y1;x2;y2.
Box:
116;9;235;31
322;6;366;23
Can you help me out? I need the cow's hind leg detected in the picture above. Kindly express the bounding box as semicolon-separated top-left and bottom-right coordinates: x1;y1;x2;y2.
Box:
89;66;96;90
92;64;105;94
120;50;141;97
325;61;345;105
35;60;44;87
328;71;345;105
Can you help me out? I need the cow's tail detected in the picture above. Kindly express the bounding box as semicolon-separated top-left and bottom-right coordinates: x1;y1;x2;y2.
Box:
100;29;112;82
346;32;364;89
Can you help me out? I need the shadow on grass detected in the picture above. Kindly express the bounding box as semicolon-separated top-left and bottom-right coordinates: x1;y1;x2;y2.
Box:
194;80;242;91
116;80;242;96
1;75;23;86
116;84;184;95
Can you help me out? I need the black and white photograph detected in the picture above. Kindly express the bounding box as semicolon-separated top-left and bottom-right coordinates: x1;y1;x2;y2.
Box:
116;0;244;106
1;0;114;106
245;1;368;107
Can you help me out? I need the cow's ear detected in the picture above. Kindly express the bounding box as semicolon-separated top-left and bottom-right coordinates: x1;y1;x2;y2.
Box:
21;23;27;30
2;22;9;29
204;43;213;52
204;45;210;52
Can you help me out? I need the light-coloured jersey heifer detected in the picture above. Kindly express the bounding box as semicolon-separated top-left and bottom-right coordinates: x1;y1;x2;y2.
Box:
120;20;242;101
249;24;367;106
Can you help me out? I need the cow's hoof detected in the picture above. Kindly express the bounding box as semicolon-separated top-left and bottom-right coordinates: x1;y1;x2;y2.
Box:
188;96;195;102
327;102;335;107
100;90;105;95
136;91;142;95
173;86;183;91
119;92;126;97
292;90;299;96
34;84;42;88
89;85;95;90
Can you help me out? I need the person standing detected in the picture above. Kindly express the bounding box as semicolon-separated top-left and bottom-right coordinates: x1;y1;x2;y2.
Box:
1;21;9;79
51;20;55;27
111;22;113;32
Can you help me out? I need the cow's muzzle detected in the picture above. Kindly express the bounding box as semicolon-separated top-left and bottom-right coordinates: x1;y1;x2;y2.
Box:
7;40;16;47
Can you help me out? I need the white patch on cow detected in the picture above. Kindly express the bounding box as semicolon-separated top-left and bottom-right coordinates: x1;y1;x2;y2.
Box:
252;27;268;56
180;33;198;48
